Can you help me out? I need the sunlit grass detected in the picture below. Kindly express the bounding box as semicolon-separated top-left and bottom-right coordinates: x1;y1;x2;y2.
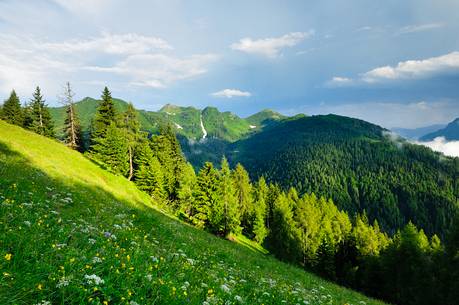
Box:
0;121;386;305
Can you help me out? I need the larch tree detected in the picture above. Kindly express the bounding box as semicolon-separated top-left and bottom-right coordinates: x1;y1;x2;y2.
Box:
1;90;24;126
232;163;254;231
61;82;83;151
219;157;240;235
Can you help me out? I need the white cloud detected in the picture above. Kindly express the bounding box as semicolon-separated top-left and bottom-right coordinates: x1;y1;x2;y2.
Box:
0;33;216;97
328;51;459;86
230;31;313;58
88;53;218;88
396;23;445;35
415;137;459;157
327;76;353;86
211;89;252;98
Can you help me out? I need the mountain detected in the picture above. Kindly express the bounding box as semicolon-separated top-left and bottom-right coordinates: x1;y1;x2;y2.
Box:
420;118;459;141
392;124;445;140
228;114;458;237
49;97;288;166
0;120;386;305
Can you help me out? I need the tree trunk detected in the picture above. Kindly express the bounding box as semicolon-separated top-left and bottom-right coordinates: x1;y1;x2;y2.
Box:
128;145;133;180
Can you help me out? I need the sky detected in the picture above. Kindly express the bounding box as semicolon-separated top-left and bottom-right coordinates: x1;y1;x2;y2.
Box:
0;0;459;129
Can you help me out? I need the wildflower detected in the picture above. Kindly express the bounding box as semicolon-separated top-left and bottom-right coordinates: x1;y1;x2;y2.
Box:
220;284;231;293
84;274;104;286
150;256;159;263
34;301;51;305
92;257;102;264
37;283;43;290
24;220;31;226
104;232;112;238
130;301;139;305
234;295;243;303
4;253;12;261
88;238;96;245
56;277;70;288
145;274;153;281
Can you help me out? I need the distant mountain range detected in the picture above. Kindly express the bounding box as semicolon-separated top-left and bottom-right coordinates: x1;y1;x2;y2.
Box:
49;97;286;143
420;118;459;141
392;124;446;140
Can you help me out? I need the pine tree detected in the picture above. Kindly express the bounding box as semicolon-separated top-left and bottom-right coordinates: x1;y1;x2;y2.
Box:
176;162;197;218
91;86;116;143
62;83;83;151
133;139;165;199
121;103;140;180
1;90;23;126
192;162;220;229
253;177;268;243
93;122;129;175
219;157;240;235
232;163;253;231
29;86;54;137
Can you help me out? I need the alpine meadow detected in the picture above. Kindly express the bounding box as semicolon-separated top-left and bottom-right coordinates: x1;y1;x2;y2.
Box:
1;1;459;305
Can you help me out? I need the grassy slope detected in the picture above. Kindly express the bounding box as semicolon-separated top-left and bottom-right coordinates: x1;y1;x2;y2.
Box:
0;121;385;305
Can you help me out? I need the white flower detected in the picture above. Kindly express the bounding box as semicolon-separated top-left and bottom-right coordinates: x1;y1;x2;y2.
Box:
88;238;96;245
130;301;139;305
234;295;243;303
35;301;51;305
220;284;231;293
56;277;70;288
145;274;153;281
84;274;104;285
24;221;31;227
92;256;102;263
150;256;159;263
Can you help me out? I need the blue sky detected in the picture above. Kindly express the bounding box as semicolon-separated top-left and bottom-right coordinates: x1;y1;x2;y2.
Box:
0;0;458;128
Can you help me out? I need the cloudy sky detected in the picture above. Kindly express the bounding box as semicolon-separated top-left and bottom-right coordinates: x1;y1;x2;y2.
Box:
0;0;458;128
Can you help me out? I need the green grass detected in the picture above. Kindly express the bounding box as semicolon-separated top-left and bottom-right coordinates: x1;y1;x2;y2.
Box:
0;120;386;305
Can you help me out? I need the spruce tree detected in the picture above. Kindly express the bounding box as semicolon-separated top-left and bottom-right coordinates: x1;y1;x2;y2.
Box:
192;162;219;229
93;122;129;175
253;177;268;243
62;83;83;151
232;163;253;231
177;162;197;219
91;86;116;142
219;157;240;235
29;86;54;137
121;103;140;180
1;90;23;126
134;139;165;199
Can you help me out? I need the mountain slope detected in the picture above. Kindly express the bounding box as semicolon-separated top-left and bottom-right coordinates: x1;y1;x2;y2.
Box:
392;124;445;140
420;118;459;141
0;120;385;305
228;114;459;237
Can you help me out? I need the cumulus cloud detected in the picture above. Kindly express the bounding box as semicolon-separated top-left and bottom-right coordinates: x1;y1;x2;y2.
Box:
328;51;459;86
396;23;445;35
230;31;313;58
211;89;252;98
0;33;216;97
415;137;459;157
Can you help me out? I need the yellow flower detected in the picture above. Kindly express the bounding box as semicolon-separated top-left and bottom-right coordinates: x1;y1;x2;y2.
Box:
4;253;12;261
103;301;109;305
69;258;75;263
126;254;130;261
128;290;133;296
37;283;43;290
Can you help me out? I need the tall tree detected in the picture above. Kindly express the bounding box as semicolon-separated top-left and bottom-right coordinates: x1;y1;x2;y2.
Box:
1;90;23;126
252;177;268;243
93;122;129;175
28;86;54;137
91;86;116;142
121;103;140;180
219;157;240;235
192;162;220;229
61;82;83;151
232;163;254;232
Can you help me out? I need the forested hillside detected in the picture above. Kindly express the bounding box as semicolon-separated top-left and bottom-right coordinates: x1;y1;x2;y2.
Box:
229;114;459;237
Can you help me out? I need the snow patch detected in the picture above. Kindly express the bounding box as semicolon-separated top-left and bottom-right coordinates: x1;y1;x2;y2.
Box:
200;114;207;140
174;123;183;129
249;125;257;129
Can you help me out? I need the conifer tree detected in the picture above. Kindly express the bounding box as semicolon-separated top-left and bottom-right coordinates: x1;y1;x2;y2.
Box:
232;163;253;231
1;90;23;126
134;139;165;199
62;82;83;151
253;177;268;243
219;157;240;235
193;162;219;229
121;103;140;180
177;162;197;218
91;86;116;142
29;86;54;137
93;122;129;175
